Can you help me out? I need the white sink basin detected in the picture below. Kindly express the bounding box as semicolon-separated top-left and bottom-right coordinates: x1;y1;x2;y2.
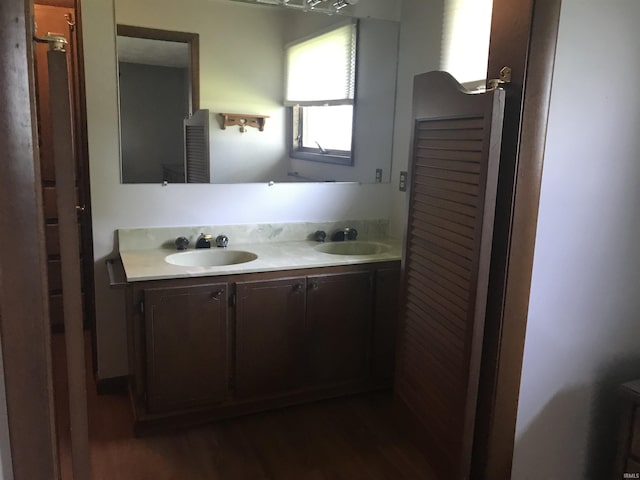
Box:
314;241;390;256
165;249;258;267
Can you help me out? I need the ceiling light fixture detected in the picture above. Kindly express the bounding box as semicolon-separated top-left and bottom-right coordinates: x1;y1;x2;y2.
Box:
230;0;360;15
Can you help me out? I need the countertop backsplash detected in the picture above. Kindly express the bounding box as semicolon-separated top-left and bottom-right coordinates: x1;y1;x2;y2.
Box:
118;219;390;251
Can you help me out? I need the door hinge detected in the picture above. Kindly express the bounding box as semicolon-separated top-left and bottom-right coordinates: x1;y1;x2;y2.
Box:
487;66;512;91
229;293;236;308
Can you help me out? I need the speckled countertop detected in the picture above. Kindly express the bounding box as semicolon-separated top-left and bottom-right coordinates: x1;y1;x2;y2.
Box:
120;240;402;282
117;221;402;282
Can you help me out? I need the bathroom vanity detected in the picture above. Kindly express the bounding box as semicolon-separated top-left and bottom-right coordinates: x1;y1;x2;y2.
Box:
112;222;401;434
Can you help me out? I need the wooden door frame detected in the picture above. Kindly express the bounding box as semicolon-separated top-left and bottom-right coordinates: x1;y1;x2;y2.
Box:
0;0;59;478
473;0;563;477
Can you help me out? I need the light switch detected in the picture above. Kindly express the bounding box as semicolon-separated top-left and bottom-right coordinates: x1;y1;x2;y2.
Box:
399;171;407;192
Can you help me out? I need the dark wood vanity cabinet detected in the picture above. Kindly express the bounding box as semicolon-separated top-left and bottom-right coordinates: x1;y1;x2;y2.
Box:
126;262;399;432
235;276;307;399
235;271;373;399
372;267;401;382
142;283;230;413
306;271;372;387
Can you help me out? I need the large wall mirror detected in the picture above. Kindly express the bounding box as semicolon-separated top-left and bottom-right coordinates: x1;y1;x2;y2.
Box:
115;0;400;184
117;25;206;183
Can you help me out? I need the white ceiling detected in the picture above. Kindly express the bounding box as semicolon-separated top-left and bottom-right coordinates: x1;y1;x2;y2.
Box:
117;36;190;68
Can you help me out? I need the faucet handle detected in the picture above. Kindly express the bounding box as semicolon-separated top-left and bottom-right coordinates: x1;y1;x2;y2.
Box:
346;227;358;240
174;236;189;250
215;234;229;248
313;230;327;242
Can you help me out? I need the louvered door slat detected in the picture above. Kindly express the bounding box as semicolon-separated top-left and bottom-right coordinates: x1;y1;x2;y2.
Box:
414;184;477;209
414;155;482;174
398;360;462;427
417;127;485;141
415;165;481;185
406;251;470;292
413;174;480;196
413;200;476;228
414;191;478;217
405;292;466;348
396;71;505;479
400;329;464;393
408;264;470;304
417;117;485;131
404;299;465;356
416;146;483;163
398;335;464;409
412;209;475;241
408;239;473;276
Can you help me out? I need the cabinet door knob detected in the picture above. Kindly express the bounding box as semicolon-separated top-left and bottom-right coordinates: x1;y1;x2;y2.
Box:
211;290;224;299
293;283;304;293
308;282;319;290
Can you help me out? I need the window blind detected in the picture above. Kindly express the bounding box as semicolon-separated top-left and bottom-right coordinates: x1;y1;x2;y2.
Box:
285;23;356;106
440;0;493;85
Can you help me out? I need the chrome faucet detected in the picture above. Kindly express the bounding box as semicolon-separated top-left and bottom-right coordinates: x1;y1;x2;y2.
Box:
330;227;358;241
195;233;212;249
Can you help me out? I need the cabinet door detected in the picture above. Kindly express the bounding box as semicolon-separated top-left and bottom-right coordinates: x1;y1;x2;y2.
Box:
144;283;229;413
372;266;400;383
235;277;306;399
306;271;373;386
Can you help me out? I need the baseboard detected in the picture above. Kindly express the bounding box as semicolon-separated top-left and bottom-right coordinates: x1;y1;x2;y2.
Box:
96;375;128;395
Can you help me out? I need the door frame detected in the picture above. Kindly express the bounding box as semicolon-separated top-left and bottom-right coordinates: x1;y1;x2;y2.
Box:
474;0;563;477
0;0;59;478
0;0;561;479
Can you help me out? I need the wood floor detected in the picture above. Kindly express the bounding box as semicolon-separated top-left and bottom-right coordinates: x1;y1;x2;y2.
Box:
51;333;436;479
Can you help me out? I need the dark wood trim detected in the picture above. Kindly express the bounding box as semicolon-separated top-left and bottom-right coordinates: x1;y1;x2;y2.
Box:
69;0;96;333
72;0;99;377
473;0;563;477
96;375;129;395
35;0;73;6
0;0;59;478
48;48;91;480
116;24;200;113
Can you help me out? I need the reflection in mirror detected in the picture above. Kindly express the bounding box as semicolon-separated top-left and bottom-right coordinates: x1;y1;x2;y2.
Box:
114;0;399;184
117;25;204;183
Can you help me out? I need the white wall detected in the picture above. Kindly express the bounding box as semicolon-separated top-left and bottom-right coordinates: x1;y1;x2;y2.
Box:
388;0;445;238
512;1;640;478
83;0;393;379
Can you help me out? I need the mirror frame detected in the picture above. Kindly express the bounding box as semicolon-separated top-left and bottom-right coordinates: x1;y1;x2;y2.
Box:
116;24;200;114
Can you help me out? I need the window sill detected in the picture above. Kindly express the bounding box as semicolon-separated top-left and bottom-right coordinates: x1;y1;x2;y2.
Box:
290;150;353;166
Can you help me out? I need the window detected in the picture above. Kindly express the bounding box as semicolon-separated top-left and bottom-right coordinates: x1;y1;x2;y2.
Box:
286;22;357;165
440;0;493;87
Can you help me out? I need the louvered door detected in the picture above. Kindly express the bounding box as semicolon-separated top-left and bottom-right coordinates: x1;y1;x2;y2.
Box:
184;108;210;183
395;71;505;479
